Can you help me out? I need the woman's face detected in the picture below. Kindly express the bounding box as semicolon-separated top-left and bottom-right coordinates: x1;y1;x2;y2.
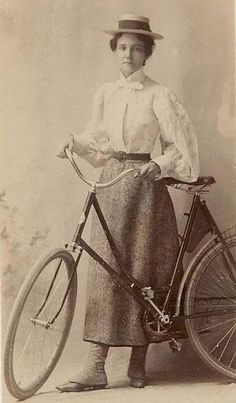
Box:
116;33;146;77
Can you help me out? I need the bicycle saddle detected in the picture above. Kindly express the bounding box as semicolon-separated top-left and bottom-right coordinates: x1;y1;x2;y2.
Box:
165;176;216;186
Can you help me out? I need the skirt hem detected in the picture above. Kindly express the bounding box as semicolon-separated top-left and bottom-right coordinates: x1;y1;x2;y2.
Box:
83;338;150;347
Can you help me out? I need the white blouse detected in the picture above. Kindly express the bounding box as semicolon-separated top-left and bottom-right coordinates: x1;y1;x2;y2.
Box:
73;68;199;182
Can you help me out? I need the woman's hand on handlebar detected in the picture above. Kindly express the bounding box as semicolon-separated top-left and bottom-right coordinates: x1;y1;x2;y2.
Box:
137;161;161;181
57;135;74;158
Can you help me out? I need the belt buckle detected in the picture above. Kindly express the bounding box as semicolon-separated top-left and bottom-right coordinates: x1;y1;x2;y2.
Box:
115;151;127;161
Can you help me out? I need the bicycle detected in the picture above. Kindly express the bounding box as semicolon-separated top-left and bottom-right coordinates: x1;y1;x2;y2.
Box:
4;150;236;400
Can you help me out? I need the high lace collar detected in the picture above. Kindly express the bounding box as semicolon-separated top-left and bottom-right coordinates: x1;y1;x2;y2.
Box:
116;68;146;90
119;67;146;83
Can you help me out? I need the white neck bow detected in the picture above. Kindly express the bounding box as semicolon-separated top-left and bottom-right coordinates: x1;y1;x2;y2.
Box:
116;80;144;90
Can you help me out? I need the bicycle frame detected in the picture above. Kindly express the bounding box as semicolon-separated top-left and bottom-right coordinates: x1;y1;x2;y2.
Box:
166;191;236;317
66;187;158;315
6;164;236;400
57;180;236;325
37;154;236;329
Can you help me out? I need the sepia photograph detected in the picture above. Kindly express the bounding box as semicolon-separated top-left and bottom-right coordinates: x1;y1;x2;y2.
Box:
1;1;236;402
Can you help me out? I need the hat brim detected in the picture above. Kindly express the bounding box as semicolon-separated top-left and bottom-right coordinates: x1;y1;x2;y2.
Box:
104;29;163;40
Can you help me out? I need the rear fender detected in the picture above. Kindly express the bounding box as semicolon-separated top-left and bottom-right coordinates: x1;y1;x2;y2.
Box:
174;236;217;316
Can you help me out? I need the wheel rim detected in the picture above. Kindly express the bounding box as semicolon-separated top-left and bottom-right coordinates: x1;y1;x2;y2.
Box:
8;255;75;394
186;240;236;377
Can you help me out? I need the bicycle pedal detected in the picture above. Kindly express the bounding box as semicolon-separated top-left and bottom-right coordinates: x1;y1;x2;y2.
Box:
168;339;182;353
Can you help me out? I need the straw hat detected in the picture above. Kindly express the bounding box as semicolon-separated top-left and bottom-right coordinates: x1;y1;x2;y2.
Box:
104;14;163;40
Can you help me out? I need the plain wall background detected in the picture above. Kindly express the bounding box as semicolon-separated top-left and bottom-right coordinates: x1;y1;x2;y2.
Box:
1;0;235;384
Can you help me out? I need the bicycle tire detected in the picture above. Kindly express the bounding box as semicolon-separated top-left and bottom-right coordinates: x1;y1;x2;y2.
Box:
185;235;236;380
4;248;77;400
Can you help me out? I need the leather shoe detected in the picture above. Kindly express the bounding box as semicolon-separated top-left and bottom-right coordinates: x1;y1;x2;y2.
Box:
129;377;148;388
56;382;106;393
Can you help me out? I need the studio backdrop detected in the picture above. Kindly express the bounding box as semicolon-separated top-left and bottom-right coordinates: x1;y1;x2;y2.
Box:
1;0;235;380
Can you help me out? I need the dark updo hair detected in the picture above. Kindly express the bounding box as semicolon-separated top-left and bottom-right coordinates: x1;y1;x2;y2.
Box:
109;33;155;63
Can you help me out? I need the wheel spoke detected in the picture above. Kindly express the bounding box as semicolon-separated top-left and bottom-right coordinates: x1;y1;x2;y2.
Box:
15;327;35;369
186;236;236;380
218;326;236;360
199;317;236;333
210;323;236;353
4;250;77;400
194;273;236;305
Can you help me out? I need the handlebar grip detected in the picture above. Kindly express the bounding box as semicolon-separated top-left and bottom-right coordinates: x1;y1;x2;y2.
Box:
65;149;94;187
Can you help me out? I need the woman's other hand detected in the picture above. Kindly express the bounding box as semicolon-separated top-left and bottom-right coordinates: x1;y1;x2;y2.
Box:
57;135;74;158
138;161;161;181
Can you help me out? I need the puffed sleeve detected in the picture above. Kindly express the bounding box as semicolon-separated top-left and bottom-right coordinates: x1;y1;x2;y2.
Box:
72;84;113;167
153;86;200;182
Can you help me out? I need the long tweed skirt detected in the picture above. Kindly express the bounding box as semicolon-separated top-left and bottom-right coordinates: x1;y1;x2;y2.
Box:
83;158;179;346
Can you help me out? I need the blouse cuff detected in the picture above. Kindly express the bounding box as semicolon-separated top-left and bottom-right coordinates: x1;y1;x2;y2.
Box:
151;153;176;178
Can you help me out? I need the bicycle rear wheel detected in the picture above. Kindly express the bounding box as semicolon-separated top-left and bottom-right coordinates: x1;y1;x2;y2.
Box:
4;248;77;400
185;235;236;380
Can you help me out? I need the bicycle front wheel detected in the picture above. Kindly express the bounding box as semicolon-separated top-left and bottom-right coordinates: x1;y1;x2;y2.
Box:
4;248;77;400
185;235;236;380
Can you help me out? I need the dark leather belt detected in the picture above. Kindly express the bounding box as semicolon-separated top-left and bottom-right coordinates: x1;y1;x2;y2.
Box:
112;151;150;161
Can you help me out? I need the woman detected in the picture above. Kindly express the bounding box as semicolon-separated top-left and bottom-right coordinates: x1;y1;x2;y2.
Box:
57;15;199;392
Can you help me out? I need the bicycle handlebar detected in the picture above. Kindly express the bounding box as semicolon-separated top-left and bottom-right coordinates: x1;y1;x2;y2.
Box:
65;149;214;191
65;149;139;189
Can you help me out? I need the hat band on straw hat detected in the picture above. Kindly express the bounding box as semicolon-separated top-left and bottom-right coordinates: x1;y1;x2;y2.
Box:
119;19;151;32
